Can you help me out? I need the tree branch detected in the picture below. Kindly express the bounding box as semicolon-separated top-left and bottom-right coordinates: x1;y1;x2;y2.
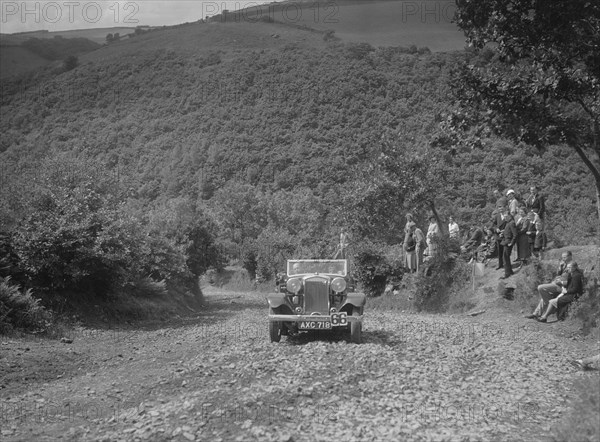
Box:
571;142;600;185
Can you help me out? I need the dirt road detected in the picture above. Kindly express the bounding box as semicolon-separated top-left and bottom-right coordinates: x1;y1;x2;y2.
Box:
1;286;596;441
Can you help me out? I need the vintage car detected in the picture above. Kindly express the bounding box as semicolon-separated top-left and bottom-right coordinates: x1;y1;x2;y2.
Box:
266;259;366;343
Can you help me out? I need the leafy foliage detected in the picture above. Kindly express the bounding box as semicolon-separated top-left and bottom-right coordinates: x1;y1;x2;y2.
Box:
0;276;50;333
453;0;600;220
0;25;596;313
352;244;404;298
2;157;217;303
413;236;471;312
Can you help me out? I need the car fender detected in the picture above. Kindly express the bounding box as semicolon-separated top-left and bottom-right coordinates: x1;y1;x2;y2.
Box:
266;293;287;309
343;292;366;309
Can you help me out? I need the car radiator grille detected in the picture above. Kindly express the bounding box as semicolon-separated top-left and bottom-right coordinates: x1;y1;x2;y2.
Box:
304;277;329;314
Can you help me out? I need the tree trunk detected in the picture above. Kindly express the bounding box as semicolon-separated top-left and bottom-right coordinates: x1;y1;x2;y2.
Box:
596;181;600;242
429;201;447;235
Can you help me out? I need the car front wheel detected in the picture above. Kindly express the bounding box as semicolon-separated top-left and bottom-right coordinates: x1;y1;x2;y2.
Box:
269;309;282;342
350;310;361;344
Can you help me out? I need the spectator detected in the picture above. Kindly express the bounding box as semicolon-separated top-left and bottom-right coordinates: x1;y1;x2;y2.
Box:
532;212;547;256
499;213;517;279
537;261;583;322
462;225;484;254
426;216;440;258
411;223;426;267
493;188;508;212
525;251;572;319
491;207;508;270
333;228;351;259
570;354;600;371
506;189;519;217
403;223;417;273
480;224;498;264
526;210;537;255
448;216;460;239
515;206;533;265
525;185;546;219
404;213;414;235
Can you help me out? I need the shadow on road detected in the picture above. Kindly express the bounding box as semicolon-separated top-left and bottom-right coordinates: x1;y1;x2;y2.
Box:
282;328;398;346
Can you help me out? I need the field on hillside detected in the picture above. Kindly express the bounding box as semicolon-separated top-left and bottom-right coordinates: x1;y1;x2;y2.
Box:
0;46;51;78
234;0;465;51
0;27;138;45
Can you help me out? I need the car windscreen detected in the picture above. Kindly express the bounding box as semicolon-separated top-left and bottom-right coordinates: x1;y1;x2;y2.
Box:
287;260;346;276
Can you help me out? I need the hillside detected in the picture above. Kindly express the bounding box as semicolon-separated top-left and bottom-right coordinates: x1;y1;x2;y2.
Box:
0;27;139;45
1;18;596;238
0;35;101;78
0;45;50;78
0;14;597;317
0;0;466;78
237;0;466;51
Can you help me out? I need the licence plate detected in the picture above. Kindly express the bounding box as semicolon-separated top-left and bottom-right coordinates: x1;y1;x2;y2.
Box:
299;321;331;330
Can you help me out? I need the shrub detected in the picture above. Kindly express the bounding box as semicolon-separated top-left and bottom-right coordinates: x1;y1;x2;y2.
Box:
242;250;258;280
414;235;471;312
63;55;78;71
353;245;404;297
126;276;167;298
0;276;50;333
571;275;599;335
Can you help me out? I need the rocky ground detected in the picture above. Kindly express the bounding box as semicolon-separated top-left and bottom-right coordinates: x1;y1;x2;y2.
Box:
1;283;598;442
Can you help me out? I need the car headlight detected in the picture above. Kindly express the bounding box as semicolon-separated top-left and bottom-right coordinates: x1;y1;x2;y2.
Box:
331;277;346;293
286;278;302;294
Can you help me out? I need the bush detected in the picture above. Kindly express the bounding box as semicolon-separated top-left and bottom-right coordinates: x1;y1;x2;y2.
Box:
63;55;78;71
414;235;471;312
571;275;599;335
0;276;50;333
242;250;258;280
353;245;404;297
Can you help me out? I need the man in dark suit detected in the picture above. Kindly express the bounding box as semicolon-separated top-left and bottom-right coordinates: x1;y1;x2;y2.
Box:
500;214;517;279
491;210;507;270
525;185;545;218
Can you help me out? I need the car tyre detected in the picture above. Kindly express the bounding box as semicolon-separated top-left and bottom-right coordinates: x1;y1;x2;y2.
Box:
269;309;282;343
350;310;361;344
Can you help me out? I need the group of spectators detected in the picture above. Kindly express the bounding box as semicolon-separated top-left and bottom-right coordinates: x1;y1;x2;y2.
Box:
402;214;440;272
461;185;548;279
401;186;548;275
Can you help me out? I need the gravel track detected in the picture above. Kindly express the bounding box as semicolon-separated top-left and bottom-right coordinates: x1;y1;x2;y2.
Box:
1;286;597;441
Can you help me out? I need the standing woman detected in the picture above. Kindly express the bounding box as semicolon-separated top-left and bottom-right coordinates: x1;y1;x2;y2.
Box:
412;223;426;268
532;212;546;257
404;222;417;272
515;206;532;265
404;213;414;235
426;216;440;258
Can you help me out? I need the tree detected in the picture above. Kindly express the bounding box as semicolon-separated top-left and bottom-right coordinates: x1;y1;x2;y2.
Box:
106;33;113;44
452;0;600;225
63;55;78;71
343;139;451;242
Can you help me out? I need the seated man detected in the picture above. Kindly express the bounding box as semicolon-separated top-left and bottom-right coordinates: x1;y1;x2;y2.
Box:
461;225;484;254
525;251;572;319
537;261;583;322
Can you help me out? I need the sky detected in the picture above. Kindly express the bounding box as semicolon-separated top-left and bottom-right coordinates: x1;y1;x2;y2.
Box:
0;1;273;33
